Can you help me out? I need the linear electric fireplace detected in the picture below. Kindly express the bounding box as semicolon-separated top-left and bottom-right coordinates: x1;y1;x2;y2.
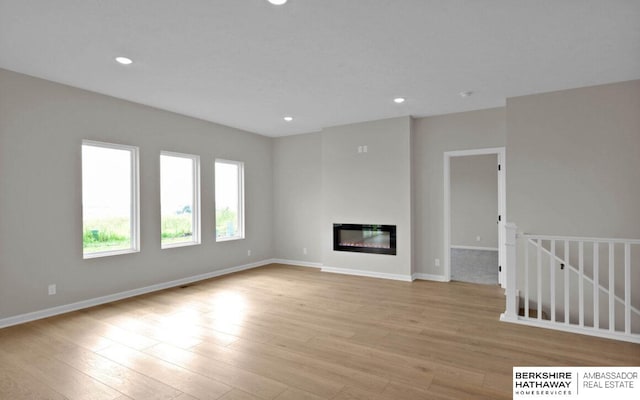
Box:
333;224;396;255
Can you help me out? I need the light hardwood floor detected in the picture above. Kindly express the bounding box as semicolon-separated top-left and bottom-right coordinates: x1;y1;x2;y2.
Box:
1;264;639;399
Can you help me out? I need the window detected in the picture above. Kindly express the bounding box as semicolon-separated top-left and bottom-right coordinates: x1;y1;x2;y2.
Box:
82;141;139;258
160;152;200;248
215;159;244;241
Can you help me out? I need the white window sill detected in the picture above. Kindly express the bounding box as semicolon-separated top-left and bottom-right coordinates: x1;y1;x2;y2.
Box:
161;241;201;250
83;248;139;259
216;235;245;243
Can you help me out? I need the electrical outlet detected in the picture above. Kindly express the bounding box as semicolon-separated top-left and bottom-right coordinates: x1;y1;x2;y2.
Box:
48;284;56;295
434;258;440;267
303;247;307;255
476;235;481;242
363;145;368;153
247;249;251;256
357;146;363;153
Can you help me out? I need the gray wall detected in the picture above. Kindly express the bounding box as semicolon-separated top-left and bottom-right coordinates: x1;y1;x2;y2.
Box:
507;80;640;325
0;69;273;320
450;154;498;248
507;80;640;239
3;66;636;323
272;132;323;263
413;108;506;275
321;117;413;277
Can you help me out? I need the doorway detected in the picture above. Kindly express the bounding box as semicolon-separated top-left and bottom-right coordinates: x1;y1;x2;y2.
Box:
443;147;506;287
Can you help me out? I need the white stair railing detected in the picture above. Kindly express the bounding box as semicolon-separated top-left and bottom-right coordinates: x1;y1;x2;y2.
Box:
500;224;640;344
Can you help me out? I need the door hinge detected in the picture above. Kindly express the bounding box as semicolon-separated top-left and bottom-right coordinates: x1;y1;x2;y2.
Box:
499;265;502;272
498;164;501;171
497;215;502;223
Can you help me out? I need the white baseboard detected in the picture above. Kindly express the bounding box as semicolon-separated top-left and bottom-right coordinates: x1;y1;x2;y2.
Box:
412;273;448;282
0;259;273;329
450;245;499;251
321;266;413;282
270;259;323;268
0;260;456;329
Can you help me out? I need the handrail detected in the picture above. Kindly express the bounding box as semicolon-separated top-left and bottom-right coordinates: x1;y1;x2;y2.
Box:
522;233;640;244
500;223;640;343
526;237;640;317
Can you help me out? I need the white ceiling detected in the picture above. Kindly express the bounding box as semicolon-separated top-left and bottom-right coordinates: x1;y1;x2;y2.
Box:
1;1;639;137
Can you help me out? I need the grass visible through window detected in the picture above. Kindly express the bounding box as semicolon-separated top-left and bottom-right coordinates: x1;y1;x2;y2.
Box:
215;207;238;238
161;213;193;244
83;217;131;253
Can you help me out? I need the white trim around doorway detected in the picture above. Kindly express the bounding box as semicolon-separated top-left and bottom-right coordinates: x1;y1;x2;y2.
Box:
443;147;506;286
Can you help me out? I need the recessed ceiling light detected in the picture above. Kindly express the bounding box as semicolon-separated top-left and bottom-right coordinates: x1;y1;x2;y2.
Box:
459;91;473;97
268;0;288;5
393;97;406;104
115;56;133;65
283;116;293;122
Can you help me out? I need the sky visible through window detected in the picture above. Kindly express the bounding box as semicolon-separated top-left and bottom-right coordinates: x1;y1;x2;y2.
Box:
216;161;241;239
161;155;193;216
216;162;239;211
82;145;131;220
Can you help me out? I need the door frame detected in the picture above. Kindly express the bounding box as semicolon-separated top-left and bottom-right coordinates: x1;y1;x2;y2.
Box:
443;147;506;286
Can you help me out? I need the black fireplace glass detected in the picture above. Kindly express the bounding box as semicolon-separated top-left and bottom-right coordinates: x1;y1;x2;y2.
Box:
333;224;396;255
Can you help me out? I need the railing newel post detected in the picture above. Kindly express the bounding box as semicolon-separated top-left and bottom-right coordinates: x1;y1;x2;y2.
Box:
501;223;519;322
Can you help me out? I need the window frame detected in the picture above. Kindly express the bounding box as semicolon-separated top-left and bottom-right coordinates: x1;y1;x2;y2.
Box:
82;140;140;259
215;159;245;242
160;151;201;249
